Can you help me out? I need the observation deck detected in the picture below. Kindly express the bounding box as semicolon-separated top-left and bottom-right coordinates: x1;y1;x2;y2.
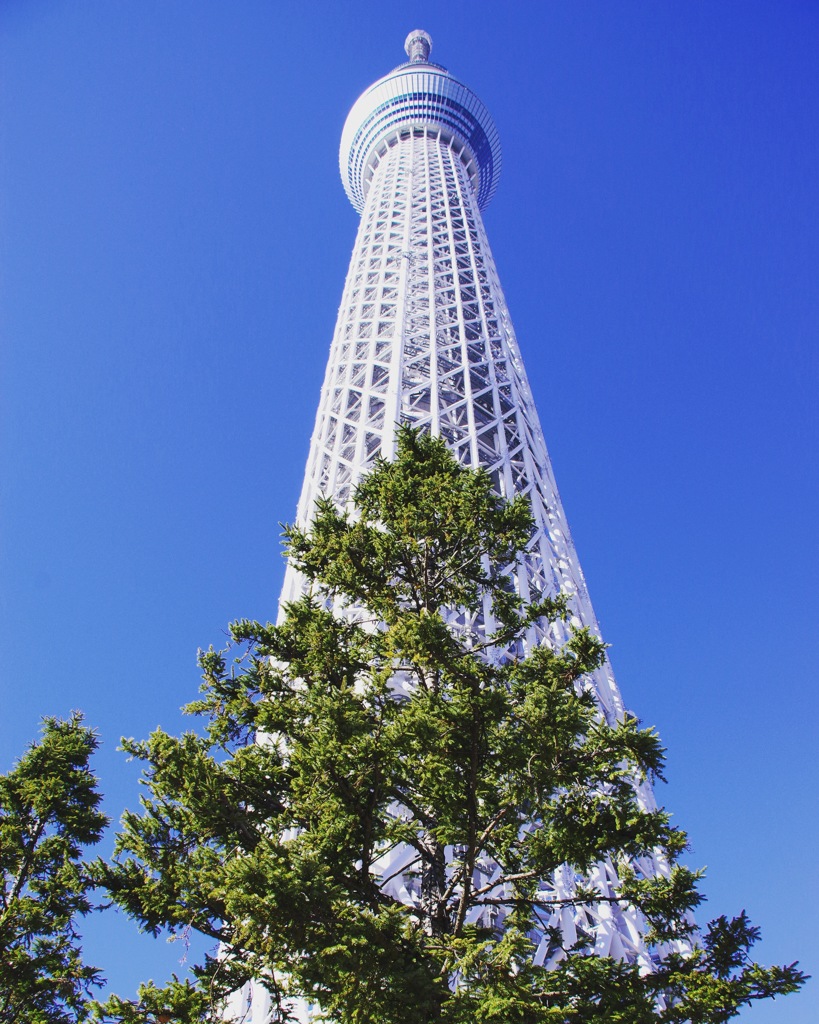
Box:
339;30;502;213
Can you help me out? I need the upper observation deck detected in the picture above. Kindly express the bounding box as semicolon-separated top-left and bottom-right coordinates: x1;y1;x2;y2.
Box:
339;30;502;214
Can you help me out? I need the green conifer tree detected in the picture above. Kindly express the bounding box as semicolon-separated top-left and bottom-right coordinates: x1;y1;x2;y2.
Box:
1;714;107;1024
96;429;805;1023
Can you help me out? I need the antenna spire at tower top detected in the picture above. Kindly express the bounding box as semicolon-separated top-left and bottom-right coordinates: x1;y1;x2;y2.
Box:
404;29;432;63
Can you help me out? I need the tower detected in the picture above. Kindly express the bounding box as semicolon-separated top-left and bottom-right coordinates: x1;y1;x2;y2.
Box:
285;28;630;732
240;29;667;1022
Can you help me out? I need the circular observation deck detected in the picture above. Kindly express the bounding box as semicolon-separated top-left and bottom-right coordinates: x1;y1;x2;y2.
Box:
339;31;502;214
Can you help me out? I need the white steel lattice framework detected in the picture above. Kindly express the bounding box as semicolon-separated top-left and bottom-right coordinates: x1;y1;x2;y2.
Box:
235;30;669;1024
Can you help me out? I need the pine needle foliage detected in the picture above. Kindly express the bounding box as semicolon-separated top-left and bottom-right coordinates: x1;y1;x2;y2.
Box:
0;714;107;1024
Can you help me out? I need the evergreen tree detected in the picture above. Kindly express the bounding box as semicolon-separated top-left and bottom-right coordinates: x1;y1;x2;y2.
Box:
96;428;805;1023
1;714;107;1024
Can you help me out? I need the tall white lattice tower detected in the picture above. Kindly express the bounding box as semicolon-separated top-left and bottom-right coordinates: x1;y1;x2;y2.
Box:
235;30;667;1024
284;30;631;723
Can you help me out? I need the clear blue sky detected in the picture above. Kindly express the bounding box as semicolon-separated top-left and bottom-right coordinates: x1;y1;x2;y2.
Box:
1;3;817;1020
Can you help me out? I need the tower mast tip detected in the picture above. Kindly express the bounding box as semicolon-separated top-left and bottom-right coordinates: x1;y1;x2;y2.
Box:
404;30;432;63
